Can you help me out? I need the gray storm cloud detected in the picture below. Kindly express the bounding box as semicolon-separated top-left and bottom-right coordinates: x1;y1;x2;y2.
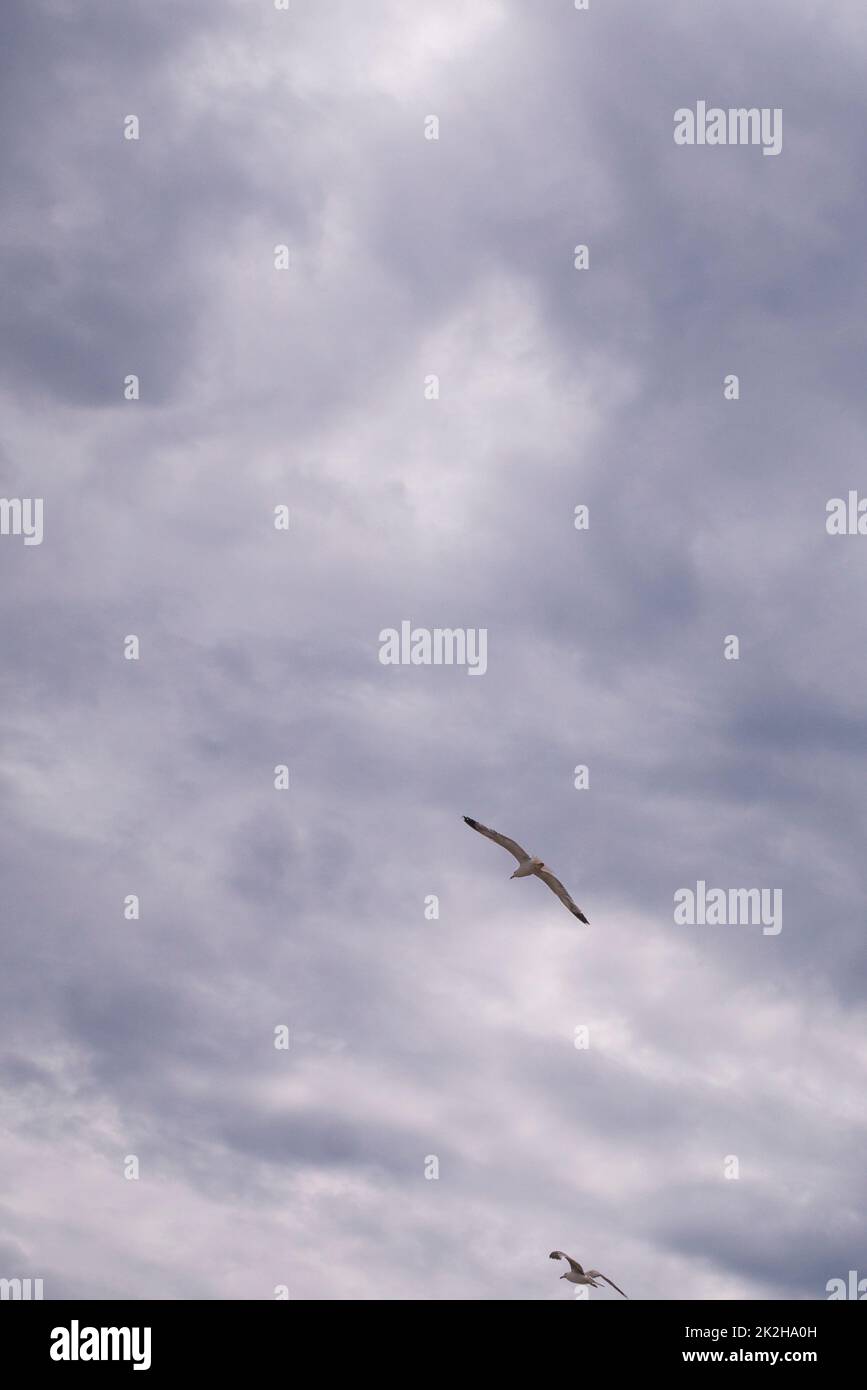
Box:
0;0;865;1300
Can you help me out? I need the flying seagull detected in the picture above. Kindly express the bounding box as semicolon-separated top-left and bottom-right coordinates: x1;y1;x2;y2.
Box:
463;817;589;923
549;1251;628;1298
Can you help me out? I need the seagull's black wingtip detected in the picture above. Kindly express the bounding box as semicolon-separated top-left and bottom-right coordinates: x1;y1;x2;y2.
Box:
463;815;478;828
573;907;590;924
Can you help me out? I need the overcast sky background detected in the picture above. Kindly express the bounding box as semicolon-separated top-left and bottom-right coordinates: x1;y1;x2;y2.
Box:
1;0;866;1301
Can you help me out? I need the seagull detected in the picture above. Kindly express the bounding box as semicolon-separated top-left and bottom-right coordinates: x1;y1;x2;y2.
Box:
463;817;589;923
549;1251;628;1297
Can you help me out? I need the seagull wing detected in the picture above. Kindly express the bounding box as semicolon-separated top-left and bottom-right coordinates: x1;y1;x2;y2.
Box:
463;816;530;865
588;1270;628;1298
536;868;589;924
549;1251;584;1275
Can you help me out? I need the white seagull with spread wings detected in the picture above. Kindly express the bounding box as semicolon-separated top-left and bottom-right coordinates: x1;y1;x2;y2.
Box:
463;817;589;923
549;1251;628;1297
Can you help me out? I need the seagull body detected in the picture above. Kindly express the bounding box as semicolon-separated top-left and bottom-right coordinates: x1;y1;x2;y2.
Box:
463;817;589;924
549;1251;628;1298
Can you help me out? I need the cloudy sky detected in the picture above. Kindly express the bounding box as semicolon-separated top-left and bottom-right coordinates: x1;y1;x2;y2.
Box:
2;0;866;1301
